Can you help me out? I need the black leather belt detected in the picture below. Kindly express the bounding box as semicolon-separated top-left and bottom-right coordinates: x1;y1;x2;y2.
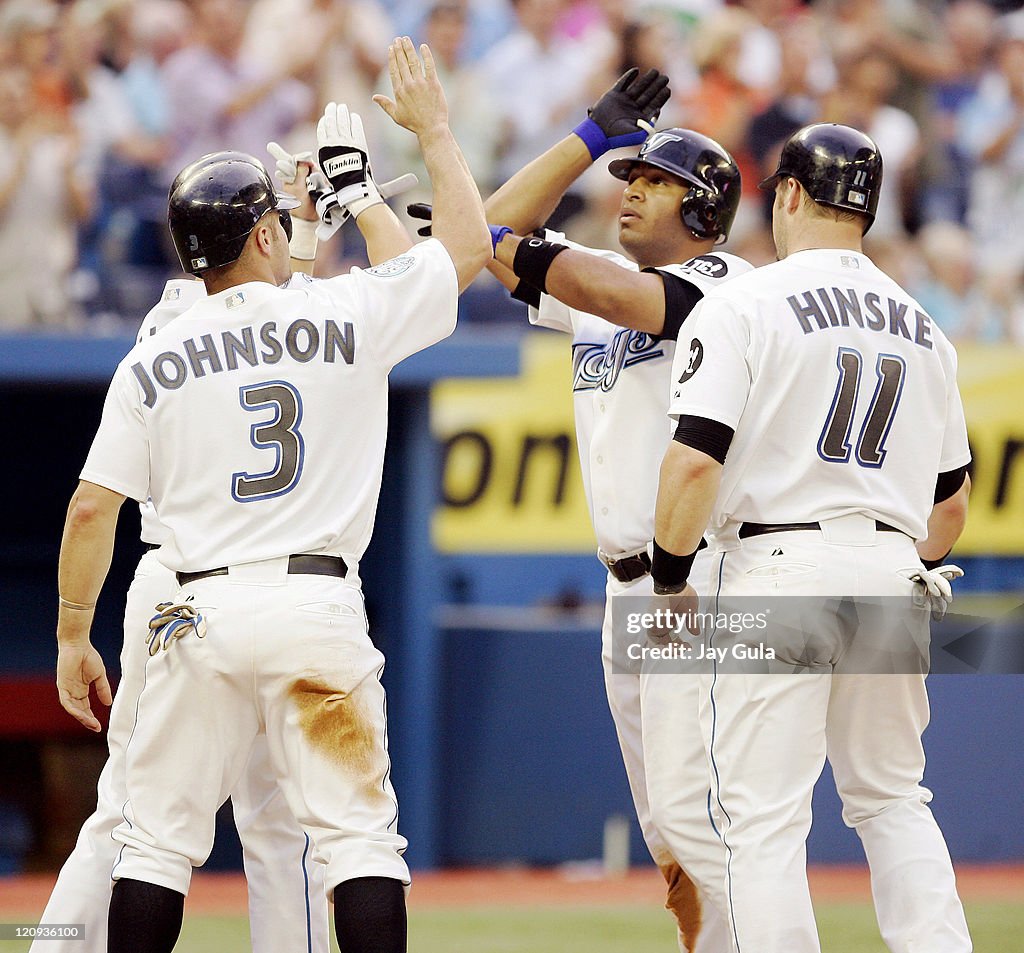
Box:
738;520;901;539
603;551;652;584
177;554;348;587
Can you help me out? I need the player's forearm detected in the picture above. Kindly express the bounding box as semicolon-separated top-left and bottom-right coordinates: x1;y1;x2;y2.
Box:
354;202;414;265
418;124;491;292
487;257;519;293
493;233;665;334
917;476;970;561
484;134;592;234
57;482;125;645
654;442;721;556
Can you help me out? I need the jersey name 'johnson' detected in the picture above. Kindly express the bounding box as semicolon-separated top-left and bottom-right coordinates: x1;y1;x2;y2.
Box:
131;316;356;407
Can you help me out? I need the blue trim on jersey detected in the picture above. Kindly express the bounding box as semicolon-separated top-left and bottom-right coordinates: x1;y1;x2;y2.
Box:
301;833;313;953
111;654;151;881
706;551;742;953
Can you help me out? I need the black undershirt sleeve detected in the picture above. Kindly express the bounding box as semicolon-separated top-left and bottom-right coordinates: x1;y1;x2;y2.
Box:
673;414;735;465
643;269;704;341
933;465;968;504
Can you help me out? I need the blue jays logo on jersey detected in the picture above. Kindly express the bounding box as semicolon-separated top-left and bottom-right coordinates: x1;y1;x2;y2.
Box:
572;328;665;392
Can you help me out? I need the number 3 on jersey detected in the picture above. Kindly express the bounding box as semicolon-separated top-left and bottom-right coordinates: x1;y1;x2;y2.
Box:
231;381;305;501
817;348;906;469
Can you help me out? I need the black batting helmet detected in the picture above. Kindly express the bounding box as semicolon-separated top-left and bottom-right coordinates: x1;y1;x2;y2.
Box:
168;151;300;276
758;123;883;232
608;129;741;242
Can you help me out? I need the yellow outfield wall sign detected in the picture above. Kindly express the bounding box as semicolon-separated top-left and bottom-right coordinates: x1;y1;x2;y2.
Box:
954;344;1024;555
431;336;1024;556
431;332;594;552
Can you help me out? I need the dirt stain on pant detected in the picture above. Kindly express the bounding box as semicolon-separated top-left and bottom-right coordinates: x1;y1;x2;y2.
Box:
660;861;702;952
288;677;381;785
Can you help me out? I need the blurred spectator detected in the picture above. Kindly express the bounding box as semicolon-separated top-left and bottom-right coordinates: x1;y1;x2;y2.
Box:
747;18;826;224
484;0;594;226
821;48;922;241
0;63;91;329
378;3;500;198
957;11;1024;343
822;0;956;228
243;0;392;148
683;6;765;240
97;0;192;312
0;0;68;113
911;221;1007;342
56;0;170;317
387;0;514;62
923;0;996;224
735;0;791;94
161;0;313;184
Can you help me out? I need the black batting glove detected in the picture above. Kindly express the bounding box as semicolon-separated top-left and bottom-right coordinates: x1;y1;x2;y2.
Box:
573;67;671;161
406;202;434;237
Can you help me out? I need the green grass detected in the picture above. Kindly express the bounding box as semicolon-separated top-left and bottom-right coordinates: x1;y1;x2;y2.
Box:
3;902;1022;952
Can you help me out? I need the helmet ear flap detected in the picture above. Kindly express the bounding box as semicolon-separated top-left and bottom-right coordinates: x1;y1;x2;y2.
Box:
680;187;720;240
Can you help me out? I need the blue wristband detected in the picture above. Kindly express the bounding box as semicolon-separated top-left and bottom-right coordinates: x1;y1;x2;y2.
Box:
489;225;513;254
574;117;650;160
573;117;610;160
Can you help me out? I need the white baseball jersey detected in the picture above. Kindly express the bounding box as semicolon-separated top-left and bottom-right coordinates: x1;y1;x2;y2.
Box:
134;278;206;546
81;239;458;570
668;248;971;540
529;230;752;554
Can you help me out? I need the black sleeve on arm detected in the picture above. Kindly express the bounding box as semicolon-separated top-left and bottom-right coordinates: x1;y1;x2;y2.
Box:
642;269;704;341
673;414;734;465
933;465;968;504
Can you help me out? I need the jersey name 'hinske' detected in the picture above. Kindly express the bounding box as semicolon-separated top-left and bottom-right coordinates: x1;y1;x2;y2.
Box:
131;317;355;407
787;286;934;349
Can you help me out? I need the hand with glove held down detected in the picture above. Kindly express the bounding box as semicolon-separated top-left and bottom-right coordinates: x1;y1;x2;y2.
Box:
899;564;964;621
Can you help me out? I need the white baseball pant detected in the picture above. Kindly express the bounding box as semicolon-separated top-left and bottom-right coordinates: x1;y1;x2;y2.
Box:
110;557;408;899
32;550;329;953
603;564;733;953
697;517;971;953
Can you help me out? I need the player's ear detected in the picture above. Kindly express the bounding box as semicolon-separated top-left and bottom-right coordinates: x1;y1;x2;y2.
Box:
783;177;803;215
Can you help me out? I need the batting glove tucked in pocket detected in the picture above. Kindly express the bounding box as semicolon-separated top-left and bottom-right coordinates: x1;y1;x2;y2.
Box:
900;565;964;621
147;597;208;656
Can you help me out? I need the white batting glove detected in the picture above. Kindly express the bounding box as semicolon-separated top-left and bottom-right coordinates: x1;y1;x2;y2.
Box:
315;172;421;242
316;102;383;220
906;564;964;621
267;141;311;185
147;599;208;656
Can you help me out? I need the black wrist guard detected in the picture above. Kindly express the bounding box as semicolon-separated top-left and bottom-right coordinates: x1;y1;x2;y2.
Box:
651;541;697;594
921;551;952;571
511;237;569;294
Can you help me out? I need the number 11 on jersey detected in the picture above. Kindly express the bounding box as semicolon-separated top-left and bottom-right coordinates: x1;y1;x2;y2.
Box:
817;347;906;469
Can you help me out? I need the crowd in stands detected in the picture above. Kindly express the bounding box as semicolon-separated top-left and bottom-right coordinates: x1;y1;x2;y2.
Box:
1;0;1023;343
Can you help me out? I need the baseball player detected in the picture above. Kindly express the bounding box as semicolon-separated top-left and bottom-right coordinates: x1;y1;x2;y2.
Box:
479;69;750;952
32;112;418;953
650;123;972;953
53;38;490;953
